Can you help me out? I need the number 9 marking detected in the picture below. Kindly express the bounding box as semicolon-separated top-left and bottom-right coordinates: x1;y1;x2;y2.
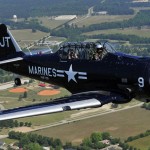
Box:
138;77;144;88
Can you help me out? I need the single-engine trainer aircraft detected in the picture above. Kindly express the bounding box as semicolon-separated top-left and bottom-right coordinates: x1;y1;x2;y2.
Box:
0;24;149;120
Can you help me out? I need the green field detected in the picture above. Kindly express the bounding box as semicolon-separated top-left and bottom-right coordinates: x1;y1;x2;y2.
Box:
48;36;66;42
10;29;48;48
11;29;47;41
34;107;150;144
1;138;18;145
0;128;10;135
0;95;53;110
17;110;76;126
0;85;70;109
83;28;150;38
76;15;134;27
128;136;150;150
10;26;66;49
37;17;68;29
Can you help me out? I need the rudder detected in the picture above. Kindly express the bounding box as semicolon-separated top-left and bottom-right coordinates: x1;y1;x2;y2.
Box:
0;24;24;61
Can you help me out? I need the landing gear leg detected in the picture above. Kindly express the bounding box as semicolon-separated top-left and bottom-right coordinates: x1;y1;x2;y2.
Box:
14;78;21;86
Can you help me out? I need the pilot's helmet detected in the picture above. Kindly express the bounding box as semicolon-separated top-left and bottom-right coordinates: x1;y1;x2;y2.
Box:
96;44;103;52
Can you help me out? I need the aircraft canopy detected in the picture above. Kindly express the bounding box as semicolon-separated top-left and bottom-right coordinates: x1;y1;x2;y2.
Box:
58;41;116;60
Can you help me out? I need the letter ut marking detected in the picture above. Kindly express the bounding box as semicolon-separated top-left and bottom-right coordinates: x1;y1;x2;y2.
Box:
0;37;11;47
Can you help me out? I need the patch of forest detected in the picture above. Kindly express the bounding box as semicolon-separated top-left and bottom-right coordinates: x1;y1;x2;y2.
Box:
94;0;134;15
2;0;150;18
0;0;99;18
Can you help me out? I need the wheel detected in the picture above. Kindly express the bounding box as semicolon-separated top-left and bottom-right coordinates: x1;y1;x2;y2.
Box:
14;78;21;86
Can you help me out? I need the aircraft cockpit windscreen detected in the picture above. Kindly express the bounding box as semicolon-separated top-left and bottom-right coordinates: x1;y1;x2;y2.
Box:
58;42;116;61
102;41;117;54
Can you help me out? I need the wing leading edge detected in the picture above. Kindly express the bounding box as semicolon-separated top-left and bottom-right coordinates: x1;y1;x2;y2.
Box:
0;92;123;121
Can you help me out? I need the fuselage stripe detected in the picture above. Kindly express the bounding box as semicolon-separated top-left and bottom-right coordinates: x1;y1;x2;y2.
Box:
78;76;87;80
0;57;23;64
78;72;87;75
57;70;64;73
57;74;65;77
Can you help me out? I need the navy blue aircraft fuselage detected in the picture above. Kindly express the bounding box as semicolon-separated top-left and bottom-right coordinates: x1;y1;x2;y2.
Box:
0;24;149;120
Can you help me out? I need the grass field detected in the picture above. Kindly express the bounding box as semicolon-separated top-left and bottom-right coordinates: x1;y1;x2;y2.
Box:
11;29;47;41
0;128;10;135
16;110;76;126
76;15;134;27
48;36;66;42
1;138;18;145
10;27;66;49
10;29;48;48
128;136;150;150
34;107;150;144
37;17;68;29
83;28;150;38
0;83;70;109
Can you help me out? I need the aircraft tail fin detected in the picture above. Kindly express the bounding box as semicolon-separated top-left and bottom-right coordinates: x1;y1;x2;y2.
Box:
0;24;25;61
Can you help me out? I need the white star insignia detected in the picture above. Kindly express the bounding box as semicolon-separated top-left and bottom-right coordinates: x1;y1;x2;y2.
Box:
65;64;77;83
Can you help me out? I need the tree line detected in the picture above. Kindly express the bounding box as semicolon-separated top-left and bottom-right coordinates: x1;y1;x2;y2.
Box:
116;44;150;57
0;69;13;83
94;0;134;15
0;120;32;129
80;132;139;150
142;102;150;110
94;0;150;16
3;0;150;19
8;131;112;150
0;19;50;33
0;0;100;19
88;33;150;44
125;130;150;143
9;131;63;150
8;131;140;150
79;132;110;149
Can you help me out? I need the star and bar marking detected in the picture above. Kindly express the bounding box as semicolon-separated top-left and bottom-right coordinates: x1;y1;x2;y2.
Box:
28;64;87;83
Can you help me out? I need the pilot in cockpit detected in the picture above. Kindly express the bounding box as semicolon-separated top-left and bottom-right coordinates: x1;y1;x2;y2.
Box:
68;49;78;59
94;44;104;60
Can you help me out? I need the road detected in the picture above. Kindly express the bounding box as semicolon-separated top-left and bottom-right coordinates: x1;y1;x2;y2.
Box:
87;6;94;17
0;135;8;139
26;35;52;49
0;82;14;91
69;6;94;25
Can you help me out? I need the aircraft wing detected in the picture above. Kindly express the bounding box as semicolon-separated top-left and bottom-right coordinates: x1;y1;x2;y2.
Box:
0;91;123;121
